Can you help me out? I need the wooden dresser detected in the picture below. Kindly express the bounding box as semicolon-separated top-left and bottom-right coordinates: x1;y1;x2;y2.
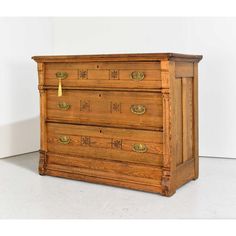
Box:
32;53;202;196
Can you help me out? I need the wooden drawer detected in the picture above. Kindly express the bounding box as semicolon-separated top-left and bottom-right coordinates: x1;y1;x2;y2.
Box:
46;90;163;130
47;123;163;166
45;62;161;89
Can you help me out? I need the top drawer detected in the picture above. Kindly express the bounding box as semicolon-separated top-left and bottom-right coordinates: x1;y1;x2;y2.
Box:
45;62;161;89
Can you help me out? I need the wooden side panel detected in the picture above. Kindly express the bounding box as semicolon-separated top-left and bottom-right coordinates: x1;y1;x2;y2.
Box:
175;62;194;78
171;62;195;167
182;78;193;162
171;78;183;166
171;61;197;190
193;63;199;179
175;158;195;189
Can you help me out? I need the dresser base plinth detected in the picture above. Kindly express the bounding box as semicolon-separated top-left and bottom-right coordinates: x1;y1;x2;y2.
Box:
39;168;197;197
38;159;197;197
43;169;163;195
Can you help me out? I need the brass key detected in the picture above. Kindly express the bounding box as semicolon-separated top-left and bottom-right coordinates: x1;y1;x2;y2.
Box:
55;72;68;97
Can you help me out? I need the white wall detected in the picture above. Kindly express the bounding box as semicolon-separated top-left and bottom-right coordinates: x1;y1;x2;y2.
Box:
0;18;54;158
53;17;236;158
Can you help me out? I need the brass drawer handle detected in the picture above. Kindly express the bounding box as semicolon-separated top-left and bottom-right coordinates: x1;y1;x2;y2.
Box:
130;71;145;81
58;136;70;144
130;104;146;115
58;102;71;110
132;144;148;153
55;72;68;97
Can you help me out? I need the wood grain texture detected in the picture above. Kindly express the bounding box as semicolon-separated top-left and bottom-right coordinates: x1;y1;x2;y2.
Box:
161;61;177;196
46;169;163;194
193;63;199;179
175;62;194;78
175;158;195;189
45;62;161;89
47;123;163;166
47;153;162;181
182;77;194;163
46;90;163;130
37;63;47;175
172;78;183;166
33;53;202;196
32;53;203;63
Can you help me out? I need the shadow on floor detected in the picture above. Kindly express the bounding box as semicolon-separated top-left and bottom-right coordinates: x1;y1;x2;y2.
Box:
0;151;39;174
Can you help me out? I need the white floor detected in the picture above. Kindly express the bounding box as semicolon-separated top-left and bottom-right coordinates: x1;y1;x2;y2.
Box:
0;152;236;219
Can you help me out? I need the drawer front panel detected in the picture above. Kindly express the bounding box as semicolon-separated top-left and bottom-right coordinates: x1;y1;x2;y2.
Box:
45;62;161;89
47;90;163;130
47;123;163;166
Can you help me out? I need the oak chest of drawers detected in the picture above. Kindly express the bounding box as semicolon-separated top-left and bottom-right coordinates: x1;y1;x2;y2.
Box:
32;53;202;196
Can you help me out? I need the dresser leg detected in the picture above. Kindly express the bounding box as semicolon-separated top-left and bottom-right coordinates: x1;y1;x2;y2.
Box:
39;167;46;175
161;173;176;197
192;175;199;181
39;150;47;175
161;182;176;197
161;189;176;197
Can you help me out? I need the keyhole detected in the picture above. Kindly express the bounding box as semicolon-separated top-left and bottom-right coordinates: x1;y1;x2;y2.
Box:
97;65;99;69
99;94;102;97
99;130;102;133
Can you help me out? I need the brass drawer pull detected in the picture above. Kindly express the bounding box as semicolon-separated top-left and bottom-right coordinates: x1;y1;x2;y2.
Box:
58;102;71;110
132;144;148;153
130;71;145;81
55;72;68;97
130;104;146;115
58;136;70;144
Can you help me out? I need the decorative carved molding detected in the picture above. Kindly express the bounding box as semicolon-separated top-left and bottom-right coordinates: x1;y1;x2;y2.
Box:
110;102;121;113
162;91;171;168
38;88;45;94
161;90;173;195
80;100;90;112
39;150;47;175
110;70;119;80
161;61;170;88
81;136;91;146
161;167;171;195
111;139;122;149
78;69;88;79
37;63;45;86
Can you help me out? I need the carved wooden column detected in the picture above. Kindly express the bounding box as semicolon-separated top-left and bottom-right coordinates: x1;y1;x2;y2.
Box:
161;60;176;196
37;62;47;175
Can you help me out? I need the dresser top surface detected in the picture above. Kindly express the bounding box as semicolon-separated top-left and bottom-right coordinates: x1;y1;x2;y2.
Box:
32;53;202;63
